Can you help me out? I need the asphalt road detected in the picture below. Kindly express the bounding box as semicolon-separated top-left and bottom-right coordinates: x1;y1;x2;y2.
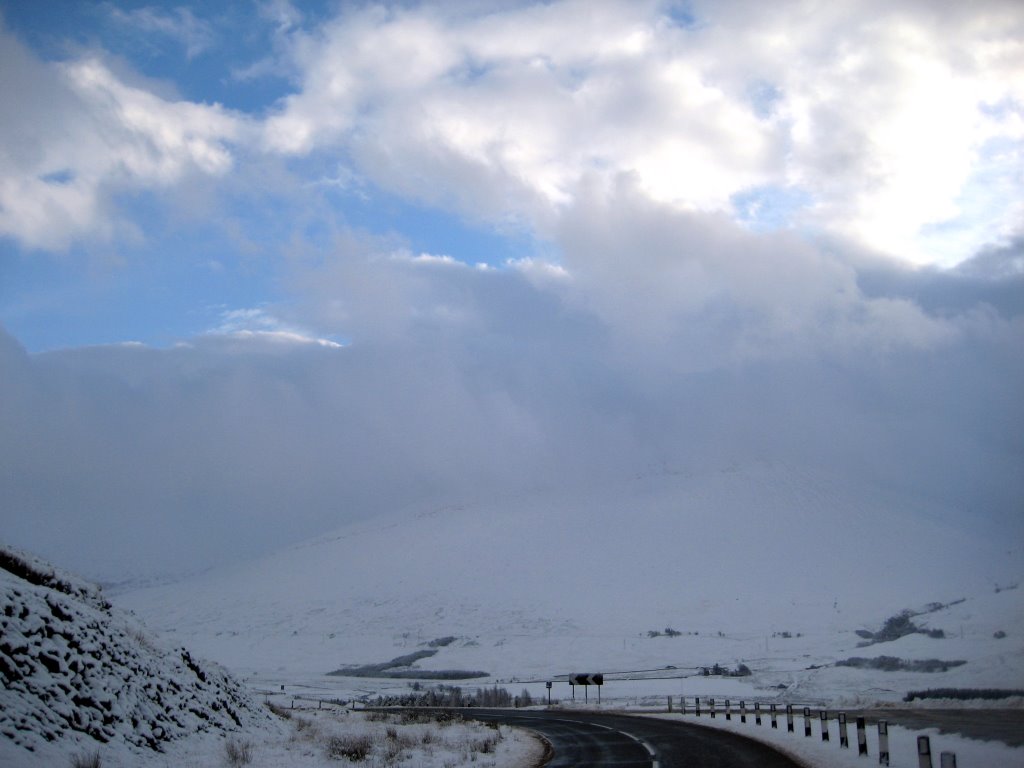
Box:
465;709;804;767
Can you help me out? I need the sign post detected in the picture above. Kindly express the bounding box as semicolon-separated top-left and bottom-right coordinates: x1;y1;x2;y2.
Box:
569;674;604;705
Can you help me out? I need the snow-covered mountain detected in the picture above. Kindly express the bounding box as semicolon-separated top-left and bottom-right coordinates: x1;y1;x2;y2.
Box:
0;544;271;766
115;463;1023;705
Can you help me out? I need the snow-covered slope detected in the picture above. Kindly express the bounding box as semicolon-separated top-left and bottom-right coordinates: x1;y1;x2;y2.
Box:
0;544;271;765
116;463;1023;705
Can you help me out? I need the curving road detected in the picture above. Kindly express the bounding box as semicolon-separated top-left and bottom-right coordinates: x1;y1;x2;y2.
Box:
464;709;803;767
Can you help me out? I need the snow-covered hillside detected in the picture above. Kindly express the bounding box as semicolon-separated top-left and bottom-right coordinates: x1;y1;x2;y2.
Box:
115;463;1024;706
0;544;271;765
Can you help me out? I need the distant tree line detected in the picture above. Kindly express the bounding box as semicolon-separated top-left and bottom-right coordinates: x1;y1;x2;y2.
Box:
701;663;751;677
904;688;1024;702
369;684;534;708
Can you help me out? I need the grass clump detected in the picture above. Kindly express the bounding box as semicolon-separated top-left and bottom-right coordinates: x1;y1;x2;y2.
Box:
70;753;101;768
224;739;253;766
325;734;372;761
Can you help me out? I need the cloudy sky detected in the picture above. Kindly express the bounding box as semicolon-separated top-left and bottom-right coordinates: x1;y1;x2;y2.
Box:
1;0;1022;581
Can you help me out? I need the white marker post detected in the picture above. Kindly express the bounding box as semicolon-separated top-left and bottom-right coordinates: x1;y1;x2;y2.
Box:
879;720;890;766
725;699;731;720
786;704;794;732
839;712;849;748
820;710;829;742
740;700;746;723
918;736;933;768
710;698;716;719
857;716;868;756
940;752;957;768
770;703;778;729
755;702;762;725
804;707;812;737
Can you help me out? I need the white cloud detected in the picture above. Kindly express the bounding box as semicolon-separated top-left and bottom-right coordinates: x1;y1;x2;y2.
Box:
106;5;216;59
4;1;1020;266
259;0;1024;267
0;26;245;250
207;307;343;348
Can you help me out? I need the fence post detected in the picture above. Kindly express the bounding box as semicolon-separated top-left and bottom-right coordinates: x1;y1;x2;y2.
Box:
804;707;812;737
710;698;716;718
857;716;868;756
740;701;747;723
770;703;778;729
939;752;957;768
755;702;762;725
879;720;890;766
839;712;849;748
918;736;933;768
725;699;731;720
786;704;794;732
820;710;829;741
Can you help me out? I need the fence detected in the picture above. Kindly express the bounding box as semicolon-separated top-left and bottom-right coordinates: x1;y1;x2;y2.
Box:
678;696;960;766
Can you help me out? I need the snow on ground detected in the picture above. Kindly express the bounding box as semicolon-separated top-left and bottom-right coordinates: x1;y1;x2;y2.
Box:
106;464;1023;767
115;464;1024;716
235;702;542;768
645;710;1024;767
0;543;540;767
0;542;269;765
11;463;1018;765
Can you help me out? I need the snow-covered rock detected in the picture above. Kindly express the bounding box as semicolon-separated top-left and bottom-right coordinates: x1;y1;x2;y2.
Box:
0;543;271;761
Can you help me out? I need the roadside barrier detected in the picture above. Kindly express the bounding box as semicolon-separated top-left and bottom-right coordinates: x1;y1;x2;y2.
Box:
679;697;957;765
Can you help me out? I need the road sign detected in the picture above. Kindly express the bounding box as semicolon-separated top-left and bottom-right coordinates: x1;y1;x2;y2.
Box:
569;673;604;686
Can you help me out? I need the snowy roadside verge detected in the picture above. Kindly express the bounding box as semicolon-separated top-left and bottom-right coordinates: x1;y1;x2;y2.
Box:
178;702;546;768
644;711;1024;767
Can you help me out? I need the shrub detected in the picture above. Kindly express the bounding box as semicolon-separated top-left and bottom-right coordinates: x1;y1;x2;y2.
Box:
266;701;292;719
70;753;101;768
994;630;1007;639
224;739;253;767
326;734;372;761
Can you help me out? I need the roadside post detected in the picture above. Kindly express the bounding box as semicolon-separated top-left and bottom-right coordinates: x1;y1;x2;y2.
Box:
918;735;933;768
786;704;794;732
803;707;811;737
839;712;849;748
770;703;778;728
754;702;761;726
879;720;890;766
820;710;829;741
857;716;868;755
